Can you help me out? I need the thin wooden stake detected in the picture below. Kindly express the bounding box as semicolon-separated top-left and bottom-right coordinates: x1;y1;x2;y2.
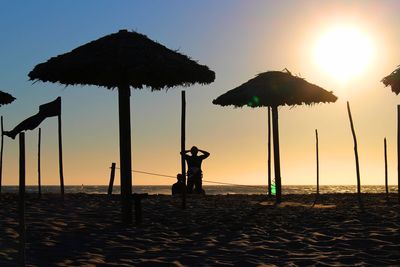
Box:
134;196;142;225
0;116;3;194
38;128;41;196
133;193;148;225
384;138;389;195
108;162;116;195
58;112;64;196
18;132;26;267
181;91;187;209
347;101;361;195
398;105;400;203
267;107;271;196
316;129;319;195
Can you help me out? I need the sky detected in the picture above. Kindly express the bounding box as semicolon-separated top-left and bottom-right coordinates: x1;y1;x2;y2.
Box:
0;0;400;187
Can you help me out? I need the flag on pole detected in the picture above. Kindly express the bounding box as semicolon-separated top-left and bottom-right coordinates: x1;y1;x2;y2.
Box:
4;97;61;139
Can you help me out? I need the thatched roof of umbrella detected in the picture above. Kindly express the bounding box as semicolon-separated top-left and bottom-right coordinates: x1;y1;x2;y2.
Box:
382;66;400;94
27;29;215;223
213;71;337;107
28;29;215;89
213;70;337;203
0;91;16;107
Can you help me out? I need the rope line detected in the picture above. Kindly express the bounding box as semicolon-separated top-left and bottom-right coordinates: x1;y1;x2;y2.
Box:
114;167;266;189
112;166;320;221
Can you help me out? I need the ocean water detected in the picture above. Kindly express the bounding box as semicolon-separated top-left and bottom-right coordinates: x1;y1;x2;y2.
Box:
1;185;397;195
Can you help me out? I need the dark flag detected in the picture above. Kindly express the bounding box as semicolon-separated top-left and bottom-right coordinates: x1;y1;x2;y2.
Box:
4;97;61;139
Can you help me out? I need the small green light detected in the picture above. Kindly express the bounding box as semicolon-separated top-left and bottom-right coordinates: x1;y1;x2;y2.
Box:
271;183;276;195
253;96;260;105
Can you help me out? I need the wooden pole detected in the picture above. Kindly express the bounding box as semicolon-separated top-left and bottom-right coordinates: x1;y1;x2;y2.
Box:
267;107;272;196
384;138;389;195
38;128;41;197
108;162;116;195
0;116;3;194
58;111;64;196
134;196;142;225
181;90;187;209
398;105;400;202
133;193;148;225
271;106;282;203
347;101;361;195
118;85;133;224
18;132;26;267
316;129;319;195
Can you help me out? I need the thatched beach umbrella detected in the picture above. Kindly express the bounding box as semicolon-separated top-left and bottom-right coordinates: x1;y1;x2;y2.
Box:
28;29;215;223
382;66;400;202
213;70;337;203
382;66;400;94
0;90;16;107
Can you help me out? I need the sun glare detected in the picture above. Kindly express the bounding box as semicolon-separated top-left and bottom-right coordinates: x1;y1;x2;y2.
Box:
314;25;374;83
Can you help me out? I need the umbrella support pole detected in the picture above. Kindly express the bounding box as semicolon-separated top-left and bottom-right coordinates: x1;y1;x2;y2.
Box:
271;106;282;203
398;105;400;203
0;116;3;194
18;133;26;267
118;85;133;224
267;108;271;196
181;91;186;209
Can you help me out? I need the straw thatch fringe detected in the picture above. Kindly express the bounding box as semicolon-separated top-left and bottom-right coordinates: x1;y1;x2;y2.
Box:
0;91;16;106
382;66;400;94
28;30;215;90
213;70;337;204
213;71;337;107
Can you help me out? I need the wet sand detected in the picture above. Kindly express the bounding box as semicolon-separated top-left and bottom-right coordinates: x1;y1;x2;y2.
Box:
0;193;399;266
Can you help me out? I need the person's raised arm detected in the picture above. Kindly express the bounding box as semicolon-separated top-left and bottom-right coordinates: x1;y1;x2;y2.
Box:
199;149;210;159
180;149;191;155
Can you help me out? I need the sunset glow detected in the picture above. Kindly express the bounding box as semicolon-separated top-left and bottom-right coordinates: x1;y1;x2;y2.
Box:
314;25;374;82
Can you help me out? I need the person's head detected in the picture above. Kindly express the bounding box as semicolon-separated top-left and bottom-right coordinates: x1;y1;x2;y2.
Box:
177;173;183;182
190;146;198;156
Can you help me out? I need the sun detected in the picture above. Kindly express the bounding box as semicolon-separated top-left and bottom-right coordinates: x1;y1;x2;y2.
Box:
314;25;374;82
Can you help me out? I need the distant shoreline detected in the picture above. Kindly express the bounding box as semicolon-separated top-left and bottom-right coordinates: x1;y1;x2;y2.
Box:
1;185;397;195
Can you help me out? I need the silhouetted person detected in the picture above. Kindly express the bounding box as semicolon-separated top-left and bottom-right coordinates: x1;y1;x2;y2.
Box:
182;146;210;194
172;174;185;195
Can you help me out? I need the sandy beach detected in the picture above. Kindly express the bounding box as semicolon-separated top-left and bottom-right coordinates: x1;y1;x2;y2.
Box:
0;193;399;266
